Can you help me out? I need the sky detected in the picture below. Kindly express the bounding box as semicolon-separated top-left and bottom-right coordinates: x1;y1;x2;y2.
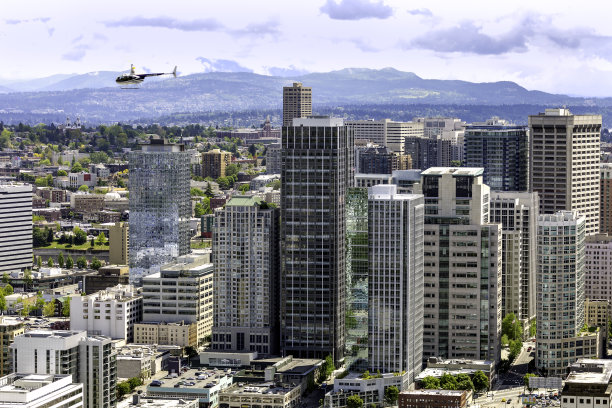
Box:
2;0;612;96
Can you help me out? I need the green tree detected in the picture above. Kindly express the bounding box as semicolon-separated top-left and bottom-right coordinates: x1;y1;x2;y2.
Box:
66;256;74;269
239;184;250;193
3;284;13;296
62;297;71;317
35;292;45;311
91;257;102;270
502;313;523;341
456;374;474;391
71;161;83;173
346;395;363;408
384;386;399;405
127;377;142;389
530;319;536;338
440;373;458;390
24;268;33;289
1;273;8;285
36;255;42;268
184;346;198;359
318;355;335;382
194;202;205;217
266;179;281;190
225;163;240;177
204;182;214;197
76;256;88;269
524;373;536;391
501;334;509;346
90;151;109;164
33;227;49;247
0;294;6;315
191;187;205;196
57;169;68;176
78;184;89;192
96;232;106;246
43;300;56;317
58;252;65;268
472;371;489;393
73;227;87;245
421;376;440;389
47;258;54;267
248;144;257;157
116;382;130;399
509;339;523;362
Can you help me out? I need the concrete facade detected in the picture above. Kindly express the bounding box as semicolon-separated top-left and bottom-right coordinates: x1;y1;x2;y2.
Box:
0;183;32;274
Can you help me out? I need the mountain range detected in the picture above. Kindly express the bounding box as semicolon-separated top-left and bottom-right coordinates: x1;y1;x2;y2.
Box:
0;68;609;125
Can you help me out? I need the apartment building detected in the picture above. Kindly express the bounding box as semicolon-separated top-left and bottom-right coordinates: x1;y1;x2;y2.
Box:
0;183;32;274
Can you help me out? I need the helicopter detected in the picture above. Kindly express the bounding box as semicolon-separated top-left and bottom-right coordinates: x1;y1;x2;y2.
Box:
115;64;177;88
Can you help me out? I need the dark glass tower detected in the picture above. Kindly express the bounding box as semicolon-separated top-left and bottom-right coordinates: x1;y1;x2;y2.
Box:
463;119;529;191
280;116;354;364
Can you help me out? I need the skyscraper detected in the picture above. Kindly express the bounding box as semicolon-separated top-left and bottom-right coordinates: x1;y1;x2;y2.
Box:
212;195;280;355
535;211;601;377
529;108;601;235
464;119;529;191
413;167;502;363
600;164;612;235
368;185;424;381
280;116;353;364
282;82;312;127
0;183;32;274
405;137;451;170
128;138;191;283
490;191;539;327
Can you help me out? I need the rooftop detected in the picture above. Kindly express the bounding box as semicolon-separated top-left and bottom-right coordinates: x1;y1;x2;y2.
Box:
118;398;197;408
225;195;263;207
222;382;298;396
566;359;612;385
401;389;467;396
420;167;484;176
147;368;231;392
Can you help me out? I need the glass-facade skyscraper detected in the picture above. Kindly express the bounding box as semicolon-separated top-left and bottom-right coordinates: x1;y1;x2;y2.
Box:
280;116;354;364
463;120;529;191
128;138;191;284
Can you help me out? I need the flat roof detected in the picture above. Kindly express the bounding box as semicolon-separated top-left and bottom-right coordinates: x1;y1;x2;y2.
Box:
420;167;484;177
223;382;297;396
401;389;466;396
147;368;230;391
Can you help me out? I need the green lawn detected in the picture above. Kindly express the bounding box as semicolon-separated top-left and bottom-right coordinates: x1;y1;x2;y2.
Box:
39;241;109;251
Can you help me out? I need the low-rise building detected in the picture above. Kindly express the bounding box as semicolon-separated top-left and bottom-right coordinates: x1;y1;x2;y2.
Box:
0;373;83;408
134;321;197;348
71;193;104;213
586;299;610;329
146;368;233;408
324;372;411;408
119;397;198;408
562;359;612;408
83;265;130;294
354;174;391;189
249;174;280;191
398;390;471;408
417;358;496;384
71;284;142;342
219;383;301;408
69;172;97;189
0;317;24;376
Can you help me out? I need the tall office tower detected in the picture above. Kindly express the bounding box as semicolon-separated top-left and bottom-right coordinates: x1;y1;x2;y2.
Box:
413;168;502;363
0;183;32;274
405;137;451;170
108;222;128;265
490;192;539;327
464;120;529;191
346;119;424;153
368;185;424;380
529;108;601;235
128;138;191;284
585;234;612;306
600;164;612;235
212;196;280;355
202;149;233;179
282;82;312;127
142;255;213;346
535;212;601;377
280;116;353;364
345;188;369;370
11;330;117;408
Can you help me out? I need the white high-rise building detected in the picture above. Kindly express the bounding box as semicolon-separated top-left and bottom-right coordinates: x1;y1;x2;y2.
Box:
367;185;424;382
11;330;117;408
212;196;280;355
0;183;32;274
490;192;539;326
413;167;502;363
0;373;83;408
142;255;213;346
70;284;142;342
535;211;601;377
